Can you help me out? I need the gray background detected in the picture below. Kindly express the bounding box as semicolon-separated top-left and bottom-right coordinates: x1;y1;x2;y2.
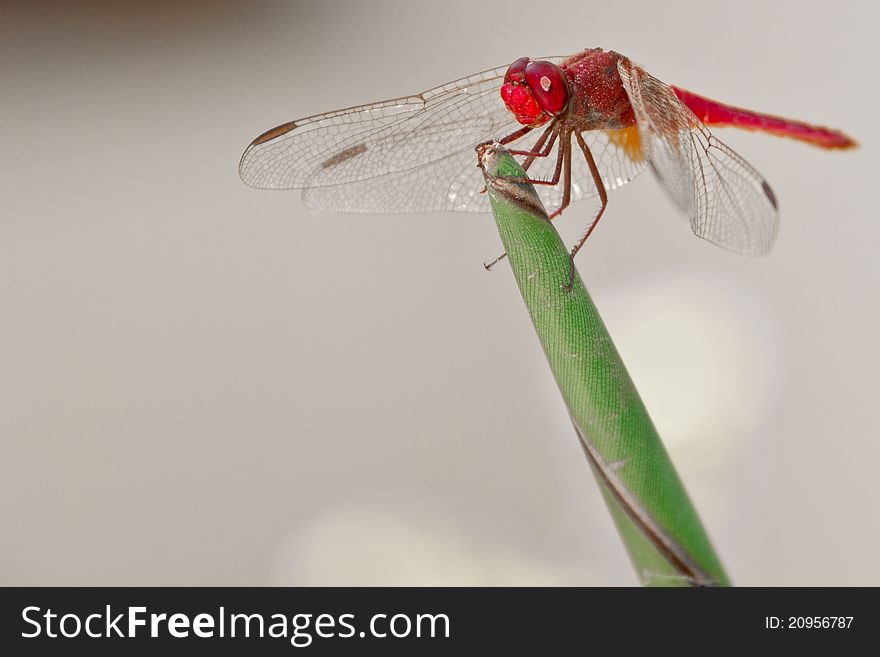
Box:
1;0;876;585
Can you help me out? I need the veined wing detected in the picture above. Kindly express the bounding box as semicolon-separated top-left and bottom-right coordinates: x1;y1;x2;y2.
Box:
240;63;522;213
618;59;779;254
240;58;646;214
301;125;648;214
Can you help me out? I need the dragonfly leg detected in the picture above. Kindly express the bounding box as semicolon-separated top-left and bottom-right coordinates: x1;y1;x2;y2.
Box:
506;129;551;158
547;134;573;221
562;131;609;289
506;123;563;185
506;130;566;187
478;125;545;197
483;252;508;270
506;120;558;160
479;122;558;200
498;125;533;146
484;131;570;272
521;130;559;173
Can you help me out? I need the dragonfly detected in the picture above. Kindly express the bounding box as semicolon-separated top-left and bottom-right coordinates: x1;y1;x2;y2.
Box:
239;47;855;273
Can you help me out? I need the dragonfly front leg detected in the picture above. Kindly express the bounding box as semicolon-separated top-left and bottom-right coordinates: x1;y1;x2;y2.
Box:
484;131;569;271
504;119;558;161
499;123;564;186
478;124;546;199
498;125;533;146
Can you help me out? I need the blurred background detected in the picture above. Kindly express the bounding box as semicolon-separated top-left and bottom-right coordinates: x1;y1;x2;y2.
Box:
0;0;876;585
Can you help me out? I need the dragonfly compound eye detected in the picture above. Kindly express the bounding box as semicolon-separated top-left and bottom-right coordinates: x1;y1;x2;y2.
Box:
503;57;531;84
501;56;550;126
523;60;569;116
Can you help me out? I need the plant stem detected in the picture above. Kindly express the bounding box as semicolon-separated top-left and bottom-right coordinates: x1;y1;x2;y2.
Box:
477;142;730;586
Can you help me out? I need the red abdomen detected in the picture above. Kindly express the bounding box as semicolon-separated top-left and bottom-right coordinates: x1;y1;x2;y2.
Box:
672;87;857;150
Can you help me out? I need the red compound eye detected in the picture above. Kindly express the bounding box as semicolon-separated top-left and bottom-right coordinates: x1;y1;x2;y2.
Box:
504;57;530;84
523;60;569;115
501;56;543;125
500;82;544;126
500;56;567;126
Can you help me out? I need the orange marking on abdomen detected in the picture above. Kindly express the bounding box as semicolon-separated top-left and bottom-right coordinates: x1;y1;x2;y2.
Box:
604;126;644;163
672;87;857;150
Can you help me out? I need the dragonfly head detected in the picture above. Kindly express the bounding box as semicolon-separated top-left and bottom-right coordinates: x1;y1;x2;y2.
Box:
501;57;569;126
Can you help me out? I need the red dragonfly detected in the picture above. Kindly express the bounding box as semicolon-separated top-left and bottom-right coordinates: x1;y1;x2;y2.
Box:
240;48;855;263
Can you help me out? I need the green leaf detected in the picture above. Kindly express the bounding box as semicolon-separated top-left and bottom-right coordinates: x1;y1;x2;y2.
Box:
478;142;729;587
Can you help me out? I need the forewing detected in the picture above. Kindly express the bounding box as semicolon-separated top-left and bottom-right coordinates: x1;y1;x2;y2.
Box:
617;59;779;254
241;57;649;215
240;64;524;213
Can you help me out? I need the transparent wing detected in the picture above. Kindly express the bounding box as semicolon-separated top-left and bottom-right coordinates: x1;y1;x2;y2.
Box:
617;59;779;254
240;58;646;214
240;63;522;213
508;125;647;214
301;126;647;214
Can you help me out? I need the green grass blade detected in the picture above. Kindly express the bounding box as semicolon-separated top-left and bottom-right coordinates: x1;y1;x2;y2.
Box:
477;142;730;587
